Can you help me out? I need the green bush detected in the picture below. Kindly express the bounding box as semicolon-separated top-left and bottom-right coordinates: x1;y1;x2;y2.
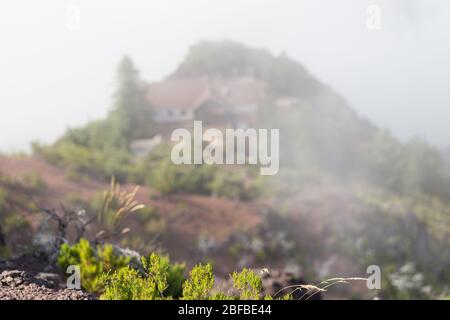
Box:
231;268;263;300
150;161;216;195
20;172;47;191
101;257;271;300
210;170;264;201
101;266;151;300
162;256;186;298
57;238;130;293
149;159;264;201
33;141;136;183
101;252;185;300
182;263;215;299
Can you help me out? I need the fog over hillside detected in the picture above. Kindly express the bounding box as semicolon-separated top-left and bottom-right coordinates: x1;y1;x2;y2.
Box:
1;1;450;302
1;0;450;152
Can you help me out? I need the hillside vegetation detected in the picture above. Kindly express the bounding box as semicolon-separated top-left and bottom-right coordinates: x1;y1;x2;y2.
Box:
1;41;449;299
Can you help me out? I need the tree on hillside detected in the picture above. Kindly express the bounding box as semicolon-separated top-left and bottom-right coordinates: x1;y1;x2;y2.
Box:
32;56;155;182
110;56;153;142
59;56;153;151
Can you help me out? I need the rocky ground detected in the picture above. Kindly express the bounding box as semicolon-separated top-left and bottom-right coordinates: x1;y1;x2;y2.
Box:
0;270;93;300
0;256;93;300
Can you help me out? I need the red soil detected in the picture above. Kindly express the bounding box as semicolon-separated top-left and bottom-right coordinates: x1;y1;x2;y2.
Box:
0;155;262;271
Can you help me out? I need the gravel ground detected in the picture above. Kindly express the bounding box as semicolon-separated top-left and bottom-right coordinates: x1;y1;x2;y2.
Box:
0;270;94;300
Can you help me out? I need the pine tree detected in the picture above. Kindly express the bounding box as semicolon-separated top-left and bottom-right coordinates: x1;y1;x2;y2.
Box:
110;56;153;143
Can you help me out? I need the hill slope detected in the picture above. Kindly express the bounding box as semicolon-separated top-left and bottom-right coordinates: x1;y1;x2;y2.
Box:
174;40;450;199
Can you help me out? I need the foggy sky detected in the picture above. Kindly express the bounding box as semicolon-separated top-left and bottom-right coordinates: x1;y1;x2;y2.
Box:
1;0;449;152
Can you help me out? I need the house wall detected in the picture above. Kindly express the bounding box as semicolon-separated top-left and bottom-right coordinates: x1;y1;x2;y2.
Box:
130;135;162;157
154;109;194;123
231;104;258;115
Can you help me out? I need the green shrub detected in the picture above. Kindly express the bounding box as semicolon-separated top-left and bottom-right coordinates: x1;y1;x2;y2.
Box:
209;171;243;200
101;252;186;300
33;141;137;183
102;260;235;300
231;268;263;300
181;265;265;300
161;256;186;298
149;158;265;200
182;263;215;300
150;161;216;195
98;250;295;300
57;238;130;293
101;266;151;300
210;170;264;201
20;172;47;191
102;253;168;300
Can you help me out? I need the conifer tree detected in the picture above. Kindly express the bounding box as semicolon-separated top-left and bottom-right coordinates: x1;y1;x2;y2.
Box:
110;56;153;143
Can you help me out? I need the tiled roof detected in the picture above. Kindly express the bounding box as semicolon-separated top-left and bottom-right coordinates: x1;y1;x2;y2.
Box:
146;77;266;110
